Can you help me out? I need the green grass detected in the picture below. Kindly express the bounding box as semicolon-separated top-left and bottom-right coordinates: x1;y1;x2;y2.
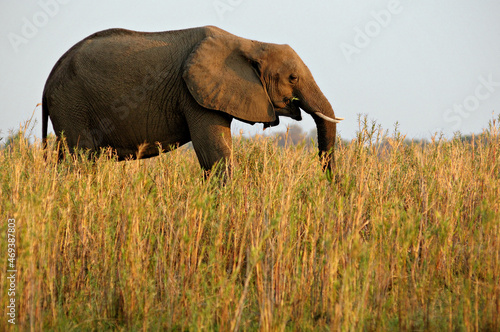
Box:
1;117;499;331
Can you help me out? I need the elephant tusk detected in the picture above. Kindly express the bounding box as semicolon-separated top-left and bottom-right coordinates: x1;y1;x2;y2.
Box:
314;112;342;123
335;117;345;121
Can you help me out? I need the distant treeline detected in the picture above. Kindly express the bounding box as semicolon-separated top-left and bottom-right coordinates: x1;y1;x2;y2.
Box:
263;124;493;148
0;123;495;150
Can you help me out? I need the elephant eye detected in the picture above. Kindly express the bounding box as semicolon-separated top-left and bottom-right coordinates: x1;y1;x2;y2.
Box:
289;74;298;84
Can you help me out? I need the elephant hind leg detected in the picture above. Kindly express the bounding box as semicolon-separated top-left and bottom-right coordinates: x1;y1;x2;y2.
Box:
185;107;233;174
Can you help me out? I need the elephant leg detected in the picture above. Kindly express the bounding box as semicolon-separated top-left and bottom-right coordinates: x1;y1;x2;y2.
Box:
185;107;234;174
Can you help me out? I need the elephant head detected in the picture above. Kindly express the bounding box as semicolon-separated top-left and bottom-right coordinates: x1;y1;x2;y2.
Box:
182;31;343;172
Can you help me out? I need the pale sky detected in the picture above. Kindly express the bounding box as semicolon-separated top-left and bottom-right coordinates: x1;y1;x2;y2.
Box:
1;0;500;141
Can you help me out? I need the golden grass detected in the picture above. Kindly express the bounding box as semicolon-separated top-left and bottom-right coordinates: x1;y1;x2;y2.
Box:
1;117;499;331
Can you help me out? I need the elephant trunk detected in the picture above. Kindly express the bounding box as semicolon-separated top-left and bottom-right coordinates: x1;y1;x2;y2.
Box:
297;80;338;173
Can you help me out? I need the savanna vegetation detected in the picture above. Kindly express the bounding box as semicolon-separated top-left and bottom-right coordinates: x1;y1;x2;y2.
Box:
1;116;499;331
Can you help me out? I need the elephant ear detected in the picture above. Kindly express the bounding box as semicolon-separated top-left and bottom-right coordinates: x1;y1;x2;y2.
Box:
182;36;276;123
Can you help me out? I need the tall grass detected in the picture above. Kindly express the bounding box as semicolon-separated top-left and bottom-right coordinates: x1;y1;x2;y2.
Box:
1;117;499;331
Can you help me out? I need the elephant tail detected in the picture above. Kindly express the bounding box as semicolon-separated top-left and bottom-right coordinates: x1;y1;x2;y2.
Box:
42;95;48;149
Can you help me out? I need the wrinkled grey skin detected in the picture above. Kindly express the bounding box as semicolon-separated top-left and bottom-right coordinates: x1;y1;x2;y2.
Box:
43;26;340;173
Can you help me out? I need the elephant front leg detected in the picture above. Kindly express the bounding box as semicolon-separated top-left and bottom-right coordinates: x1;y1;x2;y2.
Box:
185;108;234;176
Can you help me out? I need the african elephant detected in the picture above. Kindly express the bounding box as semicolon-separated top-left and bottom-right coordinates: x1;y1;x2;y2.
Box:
42;26;343;173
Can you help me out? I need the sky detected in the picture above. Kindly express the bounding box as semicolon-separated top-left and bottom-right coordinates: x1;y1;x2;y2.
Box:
1;0;500;142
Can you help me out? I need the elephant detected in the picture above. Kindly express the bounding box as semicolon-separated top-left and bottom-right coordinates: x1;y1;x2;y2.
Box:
42;26;343;174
